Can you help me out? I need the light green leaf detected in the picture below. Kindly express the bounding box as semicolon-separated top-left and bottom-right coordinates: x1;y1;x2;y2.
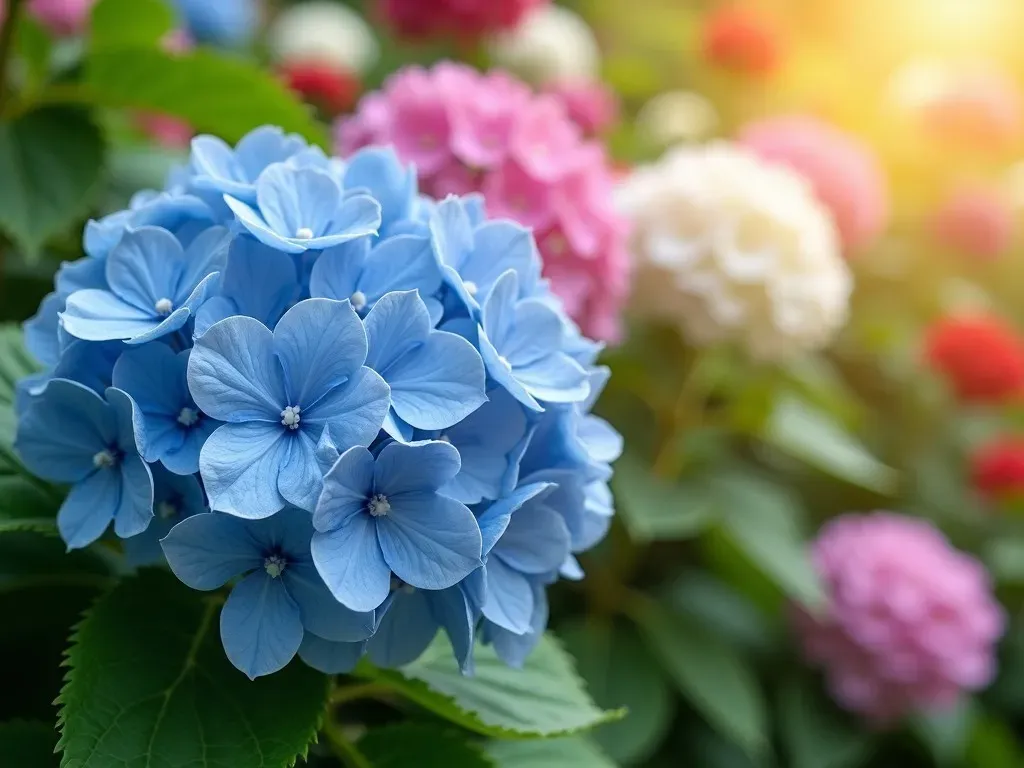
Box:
15;18;53;90
612;453;715;543
966;714;1024;768
778;678;873;768
358;633;624;739
912;697;978;767
89;0;174;50
0;108;106;260
0;517;57;535
86;48;326;145
57;570;329;768
984;537;1024;584
761;395;898;495
636;603;769;759
358;724;492;767
487;737;615;768
559;620;674;765
0;720;58;767
713;472;824;610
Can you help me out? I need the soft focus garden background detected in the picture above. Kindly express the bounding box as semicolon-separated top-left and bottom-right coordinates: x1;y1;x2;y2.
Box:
4;0;1024;766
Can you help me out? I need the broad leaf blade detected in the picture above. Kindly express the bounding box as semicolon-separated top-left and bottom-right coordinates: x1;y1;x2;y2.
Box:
612;453;715;542
57;570;329;768
89;0;174;50
487;737;615;768
358;724;492;767
778;678;874;768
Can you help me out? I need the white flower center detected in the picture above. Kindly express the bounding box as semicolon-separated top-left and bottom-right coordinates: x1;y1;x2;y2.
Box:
157;501;178;519
498;355;513;371
280;405;301;429
350;290;367;311
177;407;199;427
295;227;314;239
264;554;287;578
463;280;478;296
368;493;391;517
154;298;174;316
92;449;117;469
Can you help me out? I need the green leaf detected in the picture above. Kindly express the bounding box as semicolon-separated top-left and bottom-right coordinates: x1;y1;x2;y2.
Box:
86;48;326;145
358;633;624;739
58;569;329;768
89;0;174;50
612;452;715;542
635;602;769;759
0;517;57;535
16;18;53;90
358;724;492;767
984;536;1024;584
761;395;898;495
0;720;58;767
777;678;873;768
713;472;825;610
663;572;776;654
487;737;615;768
559;620;674;765
965;714;1024;768
0;107;106;260
912;697;978;767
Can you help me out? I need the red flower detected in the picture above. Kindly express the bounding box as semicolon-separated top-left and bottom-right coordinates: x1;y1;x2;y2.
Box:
280;62;361;117
925;315;1024;403
701;6;781;76
972;437;1024;501
377;0;547;42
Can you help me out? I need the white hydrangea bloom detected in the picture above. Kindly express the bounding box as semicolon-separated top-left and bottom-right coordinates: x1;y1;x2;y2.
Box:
617;142;852;361
488;5;600;85
267;1;379;75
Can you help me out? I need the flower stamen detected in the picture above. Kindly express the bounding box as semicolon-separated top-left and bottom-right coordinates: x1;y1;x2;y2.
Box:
368;493;391;517
92;449;117;469
177;407;199;427
350;290;368;311
280;405;301;429
264;554;287;578
295;227;314;240
154;298;174;316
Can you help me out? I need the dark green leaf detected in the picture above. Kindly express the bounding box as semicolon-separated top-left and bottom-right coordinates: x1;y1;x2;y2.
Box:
761;396;898;495
713;472;824;610
358;724;492;767
663;572;775;654
58;569;329;768
559;620;673;764
778;678;873;768
0;107;106;260
358;633;624;739
635;603;768;758
487;737;615;768
0;720;58;767
612;453;715;542
911;697;978;767
0;517;57;535
965;714;1024;768
86;48;326;145
89;0;174;50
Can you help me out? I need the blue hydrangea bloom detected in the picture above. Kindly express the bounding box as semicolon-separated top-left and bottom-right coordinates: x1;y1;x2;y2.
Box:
363;291;486;441
170;0;258;47
312;440;483;612
84;190;216;259
342;148;420;237
15;380;152;550
190;126;308;203
188;298;390;518
225;164;381;254
62;226;227;345
298;632;366;674
112;345;220;475
162;508;377;679
123;466;206;567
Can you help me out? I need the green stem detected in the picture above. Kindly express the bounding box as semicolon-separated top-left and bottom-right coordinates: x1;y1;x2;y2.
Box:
0;0;26;110
322;720;371;768
651;352;712;479
329;681;393;706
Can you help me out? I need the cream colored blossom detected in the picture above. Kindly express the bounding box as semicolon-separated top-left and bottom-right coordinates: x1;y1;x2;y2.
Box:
488;5;600;85
267;1;379;75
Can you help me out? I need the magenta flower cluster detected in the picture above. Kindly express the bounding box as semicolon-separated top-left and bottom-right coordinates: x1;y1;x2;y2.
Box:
793;513;1004;723
336;62;630;342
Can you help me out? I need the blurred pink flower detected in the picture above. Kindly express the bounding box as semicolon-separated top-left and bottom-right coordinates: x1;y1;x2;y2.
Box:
931;185;1014;260
793;513;1004;724
337;62;630;342
27;0;95;36
544;79;620;137
376;0;547;42
739;115;888;254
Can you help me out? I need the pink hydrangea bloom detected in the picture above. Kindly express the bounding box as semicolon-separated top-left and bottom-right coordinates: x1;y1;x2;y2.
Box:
544;79;620;137
931;185;1014;260
739;115;888;254
27;0;95;36
337;62;630;341
793;513;1005;724
376;0;547;41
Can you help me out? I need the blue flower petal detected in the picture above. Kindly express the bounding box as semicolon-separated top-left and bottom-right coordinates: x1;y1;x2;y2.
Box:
358;236;441;304
113;453;155;539
308;239;370;303
482;557;534;635
487;581;548;668
298;633;365;674
277;430;321;513
61;290;159;343
373;440;462;496
429;586;477;674
161;512;263;589
200;421;289;518
478;328;542;412
475;482;555;557
311;513;392;612
57;468;118;550
514;353;590;405
494;496;571;575
306;367;390;452
24;293;62;367
367;589;438;669
221;572;303;679
313;446;374;532
285;562;377;642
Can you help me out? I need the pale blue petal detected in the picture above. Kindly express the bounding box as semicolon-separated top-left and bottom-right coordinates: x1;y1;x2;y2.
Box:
381;410;414;443
367;589;438;668
311;514;391;612
106;227;182;309
317;194;380;246
122;307;192;346
61;290;157;342
221;572;303;679
188;315;286;421
24;293;62;367
277;430;322;513
56;257;107;297
306;367;390;451
162;416;218;475
359;236;441;302
307;239;369;302
560;555;585;580
460;222;540;304
258;165;339;237
113;453;155;538
503;300;565;368
285;562;377;642
224;195;306;254
495;497;571;575
475;482;555;557
482;557;534;635
161;512;263;589
377;493;482;591
578;415;623;464
193;296;236;338
175;226;230;299
298;633;365;674
363;290;428;371
314;446;374;532
515;353;590;405
429;196;474;271
57;469;118;549
480;270;519;348
374;440;461;496
112;343;183;417
220;236;299;327
274;299;366;407
487;581;547;668
51;340;123;397
200;422;289;519
429;587;476;673
478;329;542;412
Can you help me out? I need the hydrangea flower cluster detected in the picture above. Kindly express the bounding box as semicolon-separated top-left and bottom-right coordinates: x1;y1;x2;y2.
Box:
793;513;1004;723
337;62;630;342
15;126;620;680
377;0;547;42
